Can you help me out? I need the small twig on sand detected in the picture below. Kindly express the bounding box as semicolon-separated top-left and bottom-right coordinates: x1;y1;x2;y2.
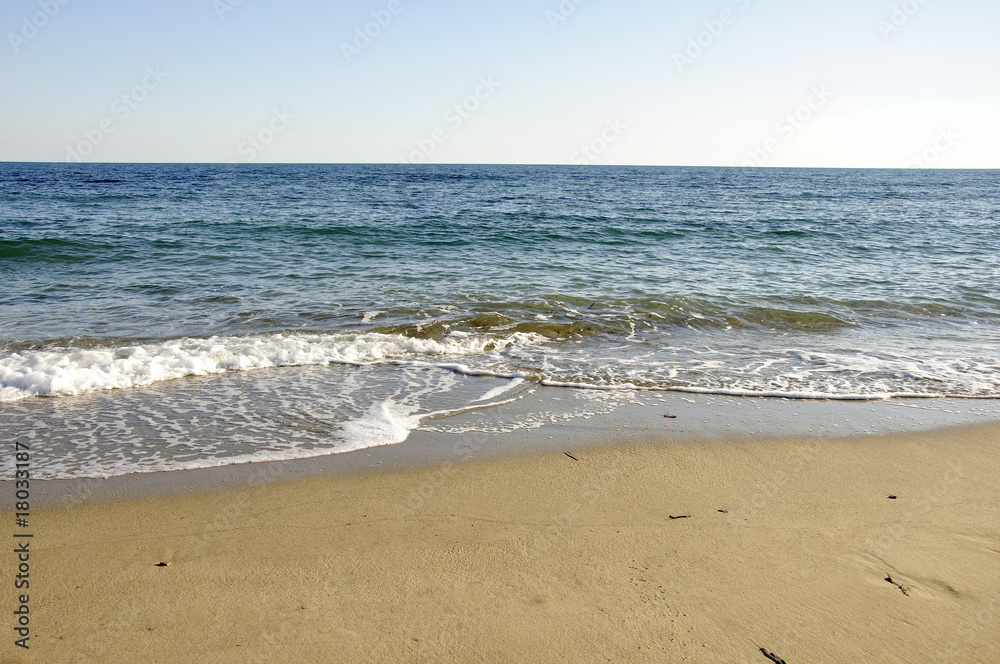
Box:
759;647;787;663
663;414;677;419
668;515;690;520
564;452;579;461
885;575;909;596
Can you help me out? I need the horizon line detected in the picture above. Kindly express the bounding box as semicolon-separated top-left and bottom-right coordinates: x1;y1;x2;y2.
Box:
2;161;998;171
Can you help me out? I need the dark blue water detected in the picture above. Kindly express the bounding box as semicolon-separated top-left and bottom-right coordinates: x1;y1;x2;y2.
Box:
1;163;998;477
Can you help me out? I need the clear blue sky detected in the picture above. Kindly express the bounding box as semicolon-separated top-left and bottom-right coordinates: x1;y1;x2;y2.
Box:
2;0;997;166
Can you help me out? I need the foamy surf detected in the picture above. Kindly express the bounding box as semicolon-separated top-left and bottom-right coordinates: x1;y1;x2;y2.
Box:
339;399;423;453
3;327;999;404
0;331;545;402
0;363;536;479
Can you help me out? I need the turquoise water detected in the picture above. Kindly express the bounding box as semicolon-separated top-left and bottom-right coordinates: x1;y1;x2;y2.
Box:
2;163;998;477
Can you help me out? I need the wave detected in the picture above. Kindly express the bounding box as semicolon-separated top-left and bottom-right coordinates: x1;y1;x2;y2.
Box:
3;325;998;403
361;294;990;339
0;331;541;402
0;238;121;262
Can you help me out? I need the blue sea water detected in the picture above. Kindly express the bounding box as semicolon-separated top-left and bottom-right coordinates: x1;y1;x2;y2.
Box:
1;163;998;477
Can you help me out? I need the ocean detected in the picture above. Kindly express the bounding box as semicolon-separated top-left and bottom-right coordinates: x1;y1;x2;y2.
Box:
2;163;998;478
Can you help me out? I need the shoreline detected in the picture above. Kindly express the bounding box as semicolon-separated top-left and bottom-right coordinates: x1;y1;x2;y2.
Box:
20;387;1000;508
14;419;1000;662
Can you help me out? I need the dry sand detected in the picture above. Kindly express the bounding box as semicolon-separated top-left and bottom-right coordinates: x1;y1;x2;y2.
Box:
8;423;1000;663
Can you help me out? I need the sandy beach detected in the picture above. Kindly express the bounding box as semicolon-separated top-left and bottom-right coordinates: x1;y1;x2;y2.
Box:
8;421;998;663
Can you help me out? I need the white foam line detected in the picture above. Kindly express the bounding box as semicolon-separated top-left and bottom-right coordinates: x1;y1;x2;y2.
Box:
420;383;537;422
541;380;639;390
663;385;1000;401
471;377;526;403
407;361;529;380
539;380;1000;401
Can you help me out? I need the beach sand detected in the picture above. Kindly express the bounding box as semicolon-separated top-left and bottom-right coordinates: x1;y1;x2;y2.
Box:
11;422;1000;663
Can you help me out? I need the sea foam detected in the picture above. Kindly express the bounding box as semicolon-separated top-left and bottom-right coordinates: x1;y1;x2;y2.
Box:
0;332;542;402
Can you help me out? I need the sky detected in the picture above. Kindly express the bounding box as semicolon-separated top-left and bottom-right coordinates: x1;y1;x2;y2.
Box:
1;0;998;167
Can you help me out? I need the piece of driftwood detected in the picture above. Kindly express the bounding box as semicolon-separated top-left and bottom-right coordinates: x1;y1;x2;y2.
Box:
564;452;579;461
759;648;786;663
